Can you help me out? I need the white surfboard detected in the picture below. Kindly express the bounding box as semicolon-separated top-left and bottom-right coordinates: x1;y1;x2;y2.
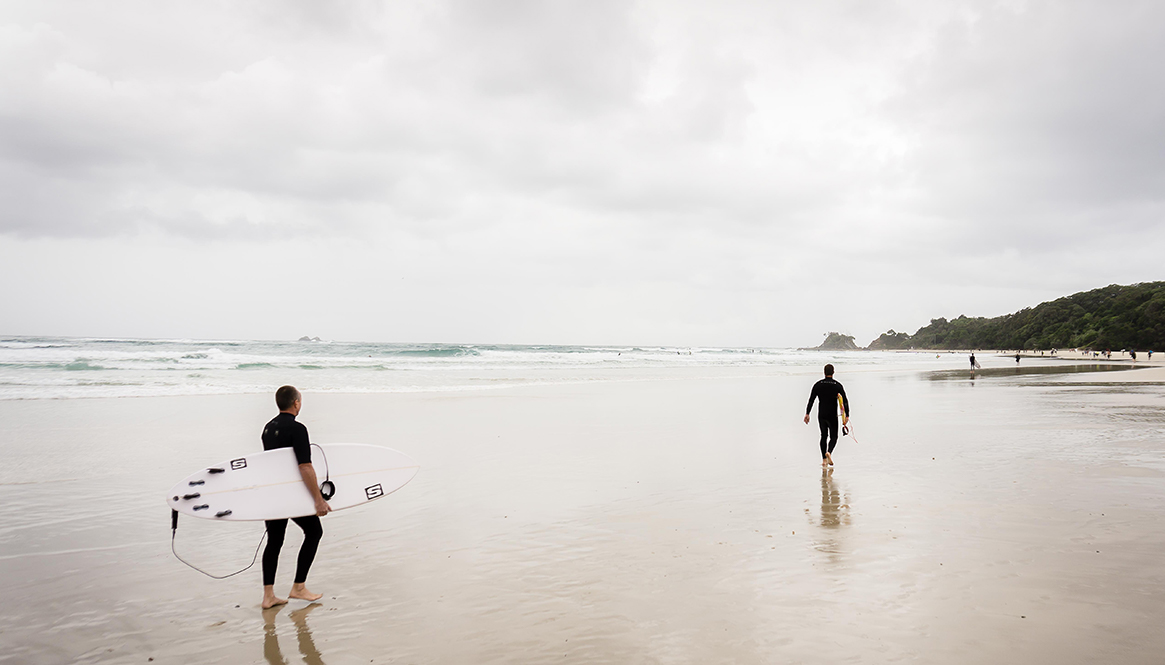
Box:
167;444;419;521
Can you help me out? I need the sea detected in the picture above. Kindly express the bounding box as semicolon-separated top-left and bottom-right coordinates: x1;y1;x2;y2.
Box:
0;336;926;400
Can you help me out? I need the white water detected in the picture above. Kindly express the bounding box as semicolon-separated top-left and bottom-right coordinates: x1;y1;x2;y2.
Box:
0;336;950;400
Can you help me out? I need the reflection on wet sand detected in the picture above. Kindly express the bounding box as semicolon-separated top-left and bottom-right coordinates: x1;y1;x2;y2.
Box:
929;363;1142;381
263;603;326;665
814;468;851;563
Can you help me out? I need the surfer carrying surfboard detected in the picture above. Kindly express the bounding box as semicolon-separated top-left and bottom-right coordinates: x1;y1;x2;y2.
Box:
260;385;331;609
804;364;850;467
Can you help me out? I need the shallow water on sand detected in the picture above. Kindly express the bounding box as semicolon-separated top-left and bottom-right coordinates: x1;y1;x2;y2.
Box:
2;359;1165;663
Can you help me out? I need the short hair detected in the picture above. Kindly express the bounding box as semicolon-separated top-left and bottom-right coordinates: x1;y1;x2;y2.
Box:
275;385;301;410
824;364;834;376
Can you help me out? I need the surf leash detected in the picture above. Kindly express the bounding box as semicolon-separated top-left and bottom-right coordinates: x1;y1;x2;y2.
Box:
842;421;861;445
171;509;267;579
312;444;335;500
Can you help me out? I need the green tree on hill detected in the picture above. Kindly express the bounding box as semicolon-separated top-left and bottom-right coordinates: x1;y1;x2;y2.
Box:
867;282;1165;350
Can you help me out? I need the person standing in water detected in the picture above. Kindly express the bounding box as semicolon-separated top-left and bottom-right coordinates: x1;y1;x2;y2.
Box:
970;352;977;372
260;385;331;609
804;364;850;467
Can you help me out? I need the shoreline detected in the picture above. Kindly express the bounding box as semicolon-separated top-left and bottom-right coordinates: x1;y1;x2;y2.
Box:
882;347;1165;363
6;346;1165;403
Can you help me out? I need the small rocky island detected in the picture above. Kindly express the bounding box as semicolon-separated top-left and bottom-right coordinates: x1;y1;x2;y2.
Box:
298;336;323;342
815;332;859;350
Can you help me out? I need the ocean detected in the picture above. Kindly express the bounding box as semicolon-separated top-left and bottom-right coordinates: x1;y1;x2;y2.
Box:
0;336;921;400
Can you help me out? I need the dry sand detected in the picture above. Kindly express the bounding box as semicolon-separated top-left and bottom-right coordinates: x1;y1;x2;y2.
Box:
2;358;1164;663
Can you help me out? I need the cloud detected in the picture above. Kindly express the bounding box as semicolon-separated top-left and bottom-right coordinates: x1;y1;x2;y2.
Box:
1;1;1163;344
884;1;1165;245
0;1;892;240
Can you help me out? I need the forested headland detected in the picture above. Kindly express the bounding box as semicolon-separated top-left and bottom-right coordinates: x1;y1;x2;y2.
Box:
867;282;1165;351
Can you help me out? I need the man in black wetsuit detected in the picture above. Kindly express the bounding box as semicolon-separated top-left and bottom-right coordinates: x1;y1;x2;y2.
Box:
260;385;331;610
803;364;849;467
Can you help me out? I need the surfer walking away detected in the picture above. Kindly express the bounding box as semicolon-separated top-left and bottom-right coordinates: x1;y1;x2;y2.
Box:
261;385;331;610
804;364;850;467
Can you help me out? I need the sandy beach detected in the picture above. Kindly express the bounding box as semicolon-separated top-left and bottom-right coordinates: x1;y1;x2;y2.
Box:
2;356;1165;663
6;0;1165;662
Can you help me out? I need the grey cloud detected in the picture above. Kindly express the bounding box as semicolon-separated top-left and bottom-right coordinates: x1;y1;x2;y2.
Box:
443;0;650;109
2;0;1162;267
0;0;871;240
884;1;1165;246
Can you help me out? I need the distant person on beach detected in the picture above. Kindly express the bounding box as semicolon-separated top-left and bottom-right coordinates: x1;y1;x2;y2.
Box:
1015;353;1021;364
970;353;977;371
260;385;331;609
804;364;849;467
1130;350;1137;361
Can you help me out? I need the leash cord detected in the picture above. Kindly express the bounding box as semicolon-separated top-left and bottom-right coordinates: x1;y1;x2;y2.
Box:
171;512;267;580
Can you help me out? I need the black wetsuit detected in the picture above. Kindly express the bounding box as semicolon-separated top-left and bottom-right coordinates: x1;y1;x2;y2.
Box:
806;377;849;459
260;412;323;587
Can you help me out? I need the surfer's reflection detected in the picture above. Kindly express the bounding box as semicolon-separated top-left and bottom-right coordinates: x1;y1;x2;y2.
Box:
820;468;850;529
812;468;852;564
263;602;326;665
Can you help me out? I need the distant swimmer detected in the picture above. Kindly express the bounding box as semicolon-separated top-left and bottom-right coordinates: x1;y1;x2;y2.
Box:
804;364;850;467
260;385;331;610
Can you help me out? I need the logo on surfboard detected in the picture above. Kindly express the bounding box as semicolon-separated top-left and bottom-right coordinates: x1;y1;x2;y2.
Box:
230;458;247;470
365;484;384;500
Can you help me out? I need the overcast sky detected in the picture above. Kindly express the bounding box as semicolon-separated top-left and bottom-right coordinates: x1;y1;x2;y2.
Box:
2;0;1163;347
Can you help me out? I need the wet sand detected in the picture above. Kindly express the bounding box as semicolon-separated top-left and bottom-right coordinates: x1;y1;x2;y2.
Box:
2;359;1165;663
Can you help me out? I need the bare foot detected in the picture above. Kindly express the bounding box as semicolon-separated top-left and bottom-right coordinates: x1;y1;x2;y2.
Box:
288;583;323;602
821;458;828;467
262;595;288;609
826;453;834;466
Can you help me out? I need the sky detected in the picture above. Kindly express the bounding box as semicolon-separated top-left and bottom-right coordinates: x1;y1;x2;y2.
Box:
2;0;1163;347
